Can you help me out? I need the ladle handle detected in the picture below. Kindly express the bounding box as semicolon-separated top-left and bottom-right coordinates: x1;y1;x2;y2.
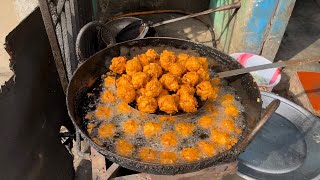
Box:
76;21;115;63
238;99;280;151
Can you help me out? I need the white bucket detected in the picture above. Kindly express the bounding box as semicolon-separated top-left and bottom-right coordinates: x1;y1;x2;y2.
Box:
230;53;281;91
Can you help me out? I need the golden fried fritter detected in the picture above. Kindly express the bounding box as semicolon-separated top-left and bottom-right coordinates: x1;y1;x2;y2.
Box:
160;151;178;164
158;89;169;97
137;96;158;113
185;57;202;72
159;116;176;123
143;122;161;138
220;94;235;107
137;54;152;66
181;147;200;162
116;74;132;87
101;90;116;103
160;73;180;91
143;63;163;78
116;139;133;157
198;141;216;157
224;105;240;118
139;147;157;162
87;123;95;134
197;68;210;81
182;72;199;86
98;123;116;139
116;85;136;103
126;57;142;76
131;72;150;89
161;132;177;147
177;84;195;96
95;105;111;120
168;63;186;77
210;129;237;149
179;94;198;113
211;77;221;85
104;76;115;87
145;49;159;61
160;50;176;71
198;115;215;129
177;53;189;66
175;122;195;137
116;102;131;113
144;78;163;97
197;57;209;69
110;56;127;74
220;118;242;134
123;119;139;136
158;95;179;114
196;81;218;101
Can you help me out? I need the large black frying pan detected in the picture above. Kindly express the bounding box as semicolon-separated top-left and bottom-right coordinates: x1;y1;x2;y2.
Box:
68;35;279;175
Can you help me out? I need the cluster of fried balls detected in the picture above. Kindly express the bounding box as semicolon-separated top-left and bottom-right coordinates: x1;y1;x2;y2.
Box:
109;49;219;114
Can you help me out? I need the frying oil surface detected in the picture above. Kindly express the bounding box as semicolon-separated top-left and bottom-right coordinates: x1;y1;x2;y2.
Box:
82;50;245;164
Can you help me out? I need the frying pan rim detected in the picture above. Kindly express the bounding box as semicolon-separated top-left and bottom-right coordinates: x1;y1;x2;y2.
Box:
66;37;262;173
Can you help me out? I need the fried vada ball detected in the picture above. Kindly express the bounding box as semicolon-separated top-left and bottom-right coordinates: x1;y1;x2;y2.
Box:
158;95;179;114
137;54;152;66
117;102;131;113
198;141;216;157
144;78;163;97
181;147;200;162
95;105;111;120
225;105;240;118
87;123;95;134
168;63;186;77
160;116;176;123
160;50;176;71
197;68;210;81
109;56;127;74
101;90;116;103
137;96;158;113
139;147;157;162
182;72;199;86
179;94;198;113
160;151;178;164
104;76;115;87
98;123;116;139
161;132;177;147
220;94;235;107
145;49;159;61
143;122;161;138
210;129;237;149
211;77;221;85
123;120;139;136
158;89;169;97
160;73;180;91
116;74;132;87
116;139;134;157
143;63;163;78
185;57;202;72
126;57;142;76
196;81;218;101
220;119;242;134
198;115;215;129
197;57;209;69
131;72;150;89
177;53;189;66
116;85;136;103
177;84;195;96
175;122;195;137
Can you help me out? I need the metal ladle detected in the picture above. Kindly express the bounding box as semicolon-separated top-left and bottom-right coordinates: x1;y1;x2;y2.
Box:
115;2;241;42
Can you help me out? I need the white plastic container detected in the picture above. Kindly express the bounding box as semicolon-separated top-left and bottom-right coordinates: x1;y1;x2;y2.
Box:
230;53;281;91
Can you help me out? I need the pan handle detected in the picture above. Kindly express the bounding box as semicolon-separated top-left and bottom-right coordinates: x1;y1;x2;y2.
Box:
237;99;280;151
75;21;116;62
76;129;90;159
